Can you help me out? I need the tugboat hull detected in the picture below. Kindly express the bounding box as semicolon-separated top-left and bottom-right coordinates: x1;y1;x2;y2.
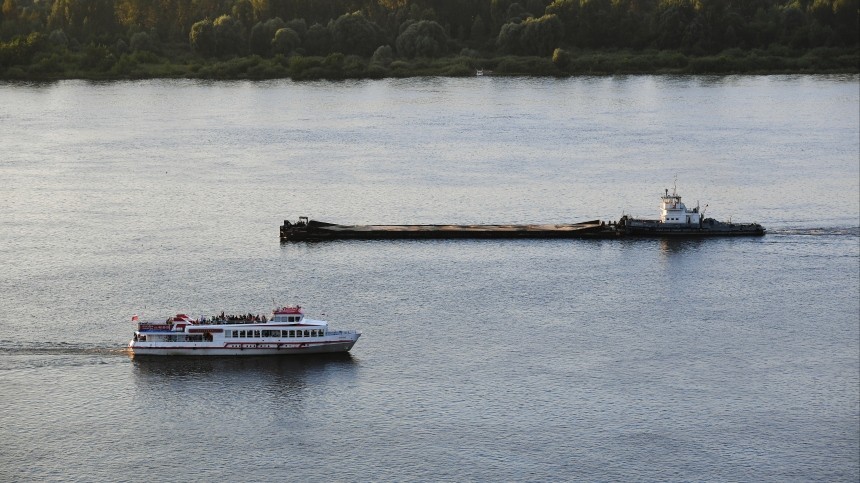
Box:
620;218;765;237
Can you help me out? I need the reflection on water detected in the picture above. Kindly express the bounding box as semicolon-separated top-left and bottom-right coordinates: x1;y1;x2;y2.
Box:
658;238;707;255
130;352;357;378
131;353;359;400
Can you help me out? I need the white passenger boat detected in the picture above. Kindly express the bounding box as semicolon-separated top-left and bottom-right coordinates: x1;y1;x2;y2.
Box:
128;306;360;356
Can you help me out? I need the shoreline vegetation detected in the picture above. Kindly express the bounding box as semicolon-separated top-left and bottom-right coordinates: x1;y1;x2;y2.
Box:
2;1;858;81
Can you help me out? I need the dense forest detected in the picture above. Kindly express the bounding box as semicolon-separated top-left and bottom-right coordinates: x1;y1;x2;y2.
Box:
1;0;857;79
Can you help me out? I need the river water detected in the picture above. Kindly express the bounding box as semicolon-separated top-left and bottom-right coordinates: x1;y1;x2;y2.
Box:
0;76;858;481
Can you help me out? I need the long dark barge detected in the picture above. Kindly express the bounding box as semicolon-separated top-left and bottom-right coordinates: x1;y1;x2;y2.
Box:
281;218;616;241
280;188;765;242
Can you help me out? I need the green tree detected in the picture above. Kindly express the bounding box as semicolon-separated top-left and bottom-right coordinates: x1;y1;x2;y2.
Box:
232;0;255;29
546;0;580;45
2;0;18;21
304;22;330;55
214;14;244;56
470;15;487;44
330;11;383;56
395;20;448;58
48;0;120;42
520;14;564;56
832;0;859;46
190;18;216;56
285;18;307;39
271;27;299;55
497;20;525;54
576;0;612;48
656;1;697;49
48;29;69;48
129;30;154;52
371;44;393;65
249;17;284;56
551;47;570;68
0;32;44;67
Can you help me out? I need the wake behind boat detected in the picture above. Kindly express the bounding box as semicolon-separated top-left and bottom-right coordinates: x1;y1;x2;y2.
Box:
128;306;360;356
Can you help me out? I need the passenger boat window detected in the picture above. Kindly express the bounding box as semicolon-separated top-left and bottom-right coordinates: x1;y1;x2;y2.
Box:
288;330;295;337
296;330;302;338
254;330;261;338
304;330;309;337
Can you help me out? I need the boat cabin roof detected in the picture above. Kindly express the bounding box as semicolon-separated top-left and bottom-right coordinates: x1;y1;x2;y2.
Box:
274;306;303;315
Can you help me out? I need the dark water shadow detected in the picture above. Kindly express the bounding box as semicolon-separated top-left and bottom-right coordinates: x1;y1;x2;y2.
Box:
130;352;358;379
658;238;707;255
129;353;360;406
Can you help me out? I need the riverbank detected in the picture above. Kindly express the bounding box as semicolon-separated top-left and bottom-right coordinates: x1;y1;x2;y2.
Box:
2;46;857;81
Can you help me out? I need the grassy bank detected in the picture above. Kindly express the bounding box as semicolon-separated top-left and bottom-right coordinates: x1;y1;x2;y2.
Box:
2;45;857;81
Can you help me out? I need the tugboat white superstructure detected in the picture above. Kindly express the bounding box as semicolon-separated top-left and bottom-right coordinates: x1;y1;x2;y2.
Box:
128;306;360;356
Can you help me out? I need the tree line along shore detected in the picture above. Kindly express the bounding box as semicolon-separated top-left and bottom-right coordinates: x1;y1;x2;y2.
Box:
1;0;857;80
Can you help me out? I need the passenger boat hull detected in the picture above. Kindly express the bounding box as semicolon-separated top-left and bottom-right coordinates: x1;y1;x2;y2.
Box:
129;337;359;356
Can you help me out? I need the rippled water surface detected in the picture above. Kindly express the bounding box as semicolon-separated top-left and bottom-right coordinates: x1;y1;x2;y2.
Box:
1;76;858;481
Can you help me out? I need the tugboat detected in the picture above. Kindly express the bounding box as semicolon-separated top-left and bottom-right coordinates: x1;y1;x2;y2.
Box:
617;187;765;237
128;306;361;356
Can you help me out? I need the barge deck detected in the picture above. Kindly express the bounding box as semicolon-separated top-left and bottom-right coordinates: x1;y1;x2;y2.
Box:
281;217;616;241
